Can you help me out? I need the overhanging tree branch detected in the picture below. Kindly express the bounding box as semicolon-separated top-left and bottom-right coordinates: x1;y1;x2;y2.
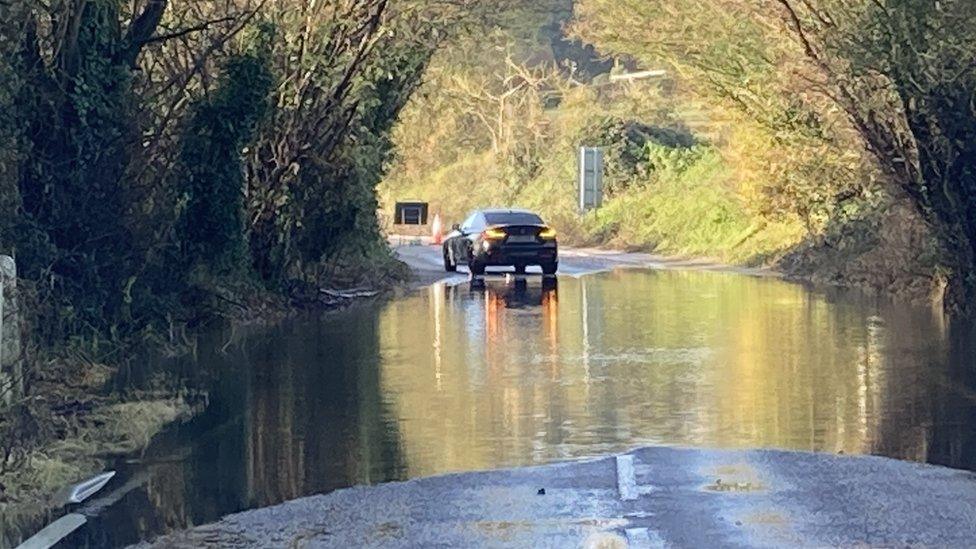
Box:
122;0;167;66
141;16;236;46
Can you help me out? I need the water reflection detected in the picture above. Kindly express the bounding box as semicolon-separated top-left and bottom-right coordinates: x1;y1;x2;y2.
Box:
62;269;976;547
378;272;934;476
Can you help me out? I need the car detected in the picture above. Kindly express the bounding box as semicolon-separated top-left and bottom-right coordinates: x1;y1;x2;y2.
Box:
442;208;558;275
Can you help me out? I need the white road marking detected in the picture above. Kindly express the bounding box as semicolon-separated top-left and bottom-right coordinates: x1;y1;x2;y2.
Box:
616;454;638;501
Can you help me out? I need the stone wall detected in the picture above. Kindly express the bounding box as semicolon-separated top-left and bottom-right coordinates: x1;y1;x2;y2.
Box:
0;255;22;406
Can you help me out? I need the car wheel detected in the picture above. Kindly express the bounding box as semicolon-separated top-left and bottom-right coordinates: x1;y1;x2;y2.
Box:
514;264;526;275
541;261;558;275
443;245;457;272
469;260;486;276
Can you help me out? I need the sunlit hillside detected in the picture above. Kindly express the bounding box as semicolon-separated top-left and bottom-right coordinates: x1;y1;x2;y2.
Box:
379;3;832;263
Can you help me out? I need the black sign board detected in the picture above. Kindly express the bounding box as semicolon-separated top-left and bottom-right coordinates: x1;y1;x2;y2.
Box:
394;202;429;225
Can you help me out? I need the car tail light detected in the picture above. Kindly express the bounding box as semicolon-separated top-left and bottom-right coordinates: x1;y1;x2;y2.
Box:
484;227;507;239
539;227;557;239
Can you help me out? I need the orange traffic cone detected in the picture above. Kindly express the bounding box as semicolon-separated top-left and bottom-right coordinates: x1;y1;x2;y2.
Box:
431;214;443;245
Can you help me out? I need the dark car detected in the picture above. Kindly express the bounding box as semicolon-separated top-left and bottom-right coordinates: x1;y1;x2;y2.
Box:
442;209;558;275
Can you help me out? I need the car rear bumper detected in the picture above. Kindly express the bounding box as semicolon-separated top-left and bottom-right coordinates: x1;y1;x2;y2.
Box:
474;241;558;265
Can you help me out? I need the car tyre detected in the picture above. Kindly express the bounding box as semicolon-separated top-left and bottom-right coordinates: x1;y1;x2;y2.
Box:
541;261;558;275
443;246;457;272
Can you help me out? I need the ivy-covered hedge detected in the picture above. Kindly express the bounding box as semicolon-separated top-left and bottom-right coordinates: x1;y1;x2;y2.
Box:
0;1;481;347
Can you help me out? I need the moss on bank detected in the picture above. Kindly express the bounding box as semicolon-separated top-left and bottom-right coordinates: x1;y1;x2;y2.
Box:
0;358;193;545
0;250;411;545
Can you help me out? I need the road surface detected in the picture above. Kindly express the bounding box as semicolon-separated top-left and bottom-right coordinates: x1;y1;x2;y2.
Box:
139;446;976;548
395;242;773;287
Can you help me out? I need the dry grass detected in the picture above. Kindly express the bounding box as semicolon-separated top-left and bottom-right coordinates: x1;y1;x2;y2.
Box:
0;357;192;544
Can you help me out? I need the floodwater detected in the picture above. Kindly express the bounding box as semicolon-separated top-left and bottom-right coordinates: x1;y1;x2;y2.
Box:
59;269;976;546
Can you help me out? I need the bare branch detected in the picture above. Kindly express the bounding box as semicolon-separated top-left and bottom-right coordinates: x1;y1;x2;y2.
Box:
141;16;236;46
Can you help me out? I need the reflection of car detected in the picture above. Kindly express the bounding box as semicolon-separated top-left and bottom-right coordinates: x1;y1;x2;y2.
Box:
469;276;558;309
442;209;558;275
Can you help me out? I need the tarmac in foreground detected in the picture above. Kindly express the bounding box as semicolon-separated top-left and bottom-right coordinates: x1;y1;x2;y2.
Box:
139;446;976;548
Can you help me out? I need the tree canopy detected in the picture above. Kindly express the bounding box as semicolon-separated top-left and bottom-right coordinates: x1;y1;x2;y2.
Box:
0;0;516;340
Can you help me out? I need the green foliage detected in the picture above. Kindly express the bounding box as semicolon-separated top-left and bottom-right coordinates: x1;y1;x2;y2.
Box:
243;1;457;283
381;8;810;263
178;27;274;274
570;0;976;307
806;0;976;305
0;5;24;254
572;0;876;237
15;0;140;338
580;117;703;197
581;149;804;261
292;37;432;275
1;0;504;348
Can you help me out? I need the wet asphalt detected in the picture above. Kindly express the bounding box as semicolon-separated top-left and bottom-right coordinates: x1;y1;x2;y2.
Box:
138;446;976;548
392;241;773;285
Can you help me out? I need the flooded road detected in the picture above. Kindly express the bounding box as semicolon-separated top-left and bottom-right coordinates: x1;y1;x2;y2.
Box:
68;268;976;546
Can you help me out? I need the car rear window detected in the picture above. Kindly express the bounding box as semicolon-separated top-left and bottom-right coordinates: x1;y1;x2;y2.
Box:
484;212;544;225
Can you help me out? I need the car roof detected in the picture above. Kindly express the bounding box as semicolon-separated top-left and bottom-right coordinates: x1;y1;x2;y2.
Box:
478;208;540;215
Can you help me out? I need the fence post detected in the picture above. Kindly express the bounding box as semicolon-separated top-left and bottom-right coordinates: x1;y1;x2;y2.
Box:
0;255;21;406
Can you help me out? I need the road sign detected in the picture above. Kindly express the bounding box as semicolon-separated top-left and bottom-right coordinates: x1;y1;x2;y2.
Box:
579;147;604;211
394;202;429;225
